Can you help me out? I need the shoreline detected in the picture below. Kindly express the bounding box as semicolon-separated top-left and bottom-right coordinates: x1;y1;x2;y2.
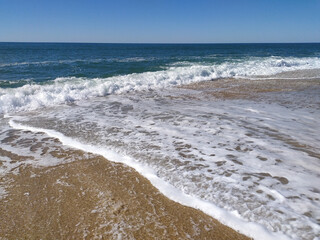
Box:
1;77;319;239
0;130;249;239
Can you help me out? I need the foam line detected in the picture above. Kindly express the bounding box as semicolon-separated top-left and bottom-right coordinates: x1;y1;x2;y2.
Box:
1;56;320;114
9;119;290;240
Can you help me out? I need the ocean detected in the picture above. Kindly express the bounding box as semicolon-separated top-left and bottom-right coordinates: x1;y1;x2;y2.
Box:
1;43;320;239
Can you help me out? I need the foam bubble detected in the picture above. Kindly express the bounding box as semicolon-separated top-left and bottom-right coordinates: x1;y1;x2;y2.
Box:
6;84;320;239
8;119;290;240
0;57;156;68
1;56;320;114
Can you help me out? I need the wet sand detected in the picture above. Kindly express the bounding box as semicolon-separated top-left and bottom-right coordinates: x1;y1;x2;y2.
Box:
181;77;320;103
0;130;249;239
1;77;319;239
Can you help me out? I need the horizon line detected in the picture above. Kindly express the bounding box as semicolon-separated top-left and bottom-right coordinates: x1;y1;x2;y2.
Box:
1;41;320;45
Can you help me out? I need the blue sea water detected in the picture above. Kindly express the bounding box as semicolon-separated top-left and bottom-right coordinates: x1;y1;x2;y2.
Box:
1;43;320;239
1;42;320;113
1;42;320;86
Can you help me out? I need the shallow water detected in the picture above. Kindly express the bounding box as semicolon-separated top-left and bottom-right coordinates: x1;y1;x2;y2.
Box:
1;43;320;239
1;43;320;113
2;79;319;240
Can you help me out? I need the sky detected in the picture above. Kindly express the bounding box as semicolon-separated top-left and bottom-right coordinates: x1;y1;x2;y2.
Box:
0;0;320;43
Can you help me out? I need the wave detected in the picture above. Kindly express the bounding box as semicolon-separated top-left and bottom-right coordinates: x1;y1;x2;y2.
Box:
0;60;86;67
1;56;320;114
0;57;156;68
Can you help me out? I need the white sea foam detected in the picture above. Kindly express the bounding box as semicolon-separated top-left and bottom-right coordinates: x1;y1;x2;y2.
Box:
6;85;320;239
0;57;155;68
0;59;86;67
116;57;155;62
0;56;320;114
0;186;7;200
8;119;290;240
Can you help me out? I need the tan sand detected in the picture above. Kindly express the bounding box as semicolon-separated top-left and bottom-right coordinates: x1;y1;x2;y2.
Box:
181;77;320;101
3;77;318;239
0;138;249;240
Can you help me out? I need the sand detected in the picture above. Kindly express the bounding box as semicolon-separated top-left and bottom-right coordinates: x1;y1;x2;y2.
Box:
181;77;320;102
2;77;319;239
0;131;249;239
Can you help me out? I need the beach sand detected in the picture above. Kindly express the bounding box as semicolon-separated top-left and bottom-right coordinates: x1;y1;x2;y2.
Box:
1;77;319;239
0;136;249;239
181;76;320;103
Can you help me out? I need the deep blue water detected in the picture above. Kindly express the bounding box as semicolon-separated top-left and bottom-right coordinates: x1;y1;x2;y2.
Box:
1;42;320;88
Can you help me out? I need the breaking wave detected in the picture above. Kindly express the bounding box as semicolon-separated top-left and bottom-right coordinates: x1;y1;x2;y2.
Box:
1;56;320;114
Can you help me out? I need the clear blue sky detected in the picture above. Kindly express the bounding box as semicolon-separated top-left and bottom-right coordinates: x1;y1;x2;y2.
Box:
0;0;319;43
